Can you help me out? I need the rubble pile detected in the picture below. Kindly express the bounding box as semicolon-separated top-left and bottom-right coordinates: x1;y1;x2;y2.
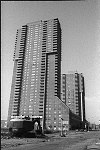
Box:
1;130;12;139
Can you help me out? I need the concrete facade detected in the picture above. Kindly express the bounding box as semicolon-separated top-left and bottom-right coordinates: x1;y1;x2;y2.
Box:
61;72;85;122
7;18;61;128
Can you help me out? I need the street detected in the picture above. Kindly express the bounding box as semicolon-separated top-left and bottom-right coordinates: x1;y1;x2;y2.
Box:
1;131;100;150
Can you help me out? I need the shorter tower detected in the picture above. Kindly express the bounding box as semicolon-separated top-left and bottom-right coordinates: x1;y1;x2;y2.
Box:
61;72;85;121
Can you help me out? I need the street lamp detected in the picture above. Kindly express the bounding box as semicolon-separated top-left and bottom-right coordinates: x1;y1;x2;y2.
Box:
88;122;90;132
61;117;63;136
87;118;90;132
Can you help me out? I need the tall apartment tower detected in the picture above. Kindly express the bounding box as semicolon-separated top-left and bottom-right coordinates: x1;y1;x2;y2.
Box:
61;72;85;121
7;18;61;127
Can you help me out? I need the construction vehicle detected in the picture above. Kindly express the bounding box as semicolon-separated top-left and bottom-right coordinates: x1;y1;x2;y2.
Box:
9;116;43;137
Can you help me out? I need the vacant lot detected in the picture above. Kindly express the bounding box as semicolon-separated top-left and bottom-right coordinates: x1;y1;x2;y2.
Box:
1;130;100;150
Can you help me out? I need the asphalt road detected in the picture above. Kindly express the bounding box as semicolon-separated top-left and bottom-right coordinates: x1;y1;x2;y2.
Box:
1;131;100;150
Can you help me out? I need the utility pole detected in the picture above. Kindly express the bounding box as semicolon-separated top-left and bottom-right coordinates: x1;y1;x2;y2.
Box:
88;121;90;132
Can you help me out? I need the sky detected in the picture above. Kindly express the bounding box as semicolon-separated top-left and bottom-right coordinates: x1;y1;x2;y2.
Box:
1;0;100;124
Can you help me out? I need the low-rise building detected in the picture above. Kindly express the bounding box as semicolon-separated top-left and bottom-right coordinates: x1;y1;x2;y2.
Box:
44;96;82;131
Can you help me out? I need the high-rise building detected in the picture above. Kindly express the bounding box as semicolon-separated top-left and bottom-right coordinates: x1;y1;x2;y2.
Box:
7;18;61;128
61;72;85;121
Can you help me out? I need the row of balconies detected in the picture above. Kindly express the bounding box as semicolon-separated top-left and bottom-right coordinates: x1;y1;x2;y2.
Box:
53;36;58;39
53;37;57;41
42;53;46;57
14;31;26;60
17;67;22;70
43;26;58;32
53;42;57;45
43;21;58;27
14;56;22;102
53;32;57;35
17;60;23;63
53;42;57;46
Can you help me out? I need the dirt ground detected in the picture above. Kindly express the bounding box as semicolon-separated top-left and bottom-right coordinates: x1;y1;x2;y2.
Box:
1;130;100;150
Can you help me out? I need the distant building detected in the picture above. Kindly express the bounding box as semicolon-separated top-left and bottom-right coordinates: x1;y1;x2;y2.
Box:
61;72;85;122
7;18;61;129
